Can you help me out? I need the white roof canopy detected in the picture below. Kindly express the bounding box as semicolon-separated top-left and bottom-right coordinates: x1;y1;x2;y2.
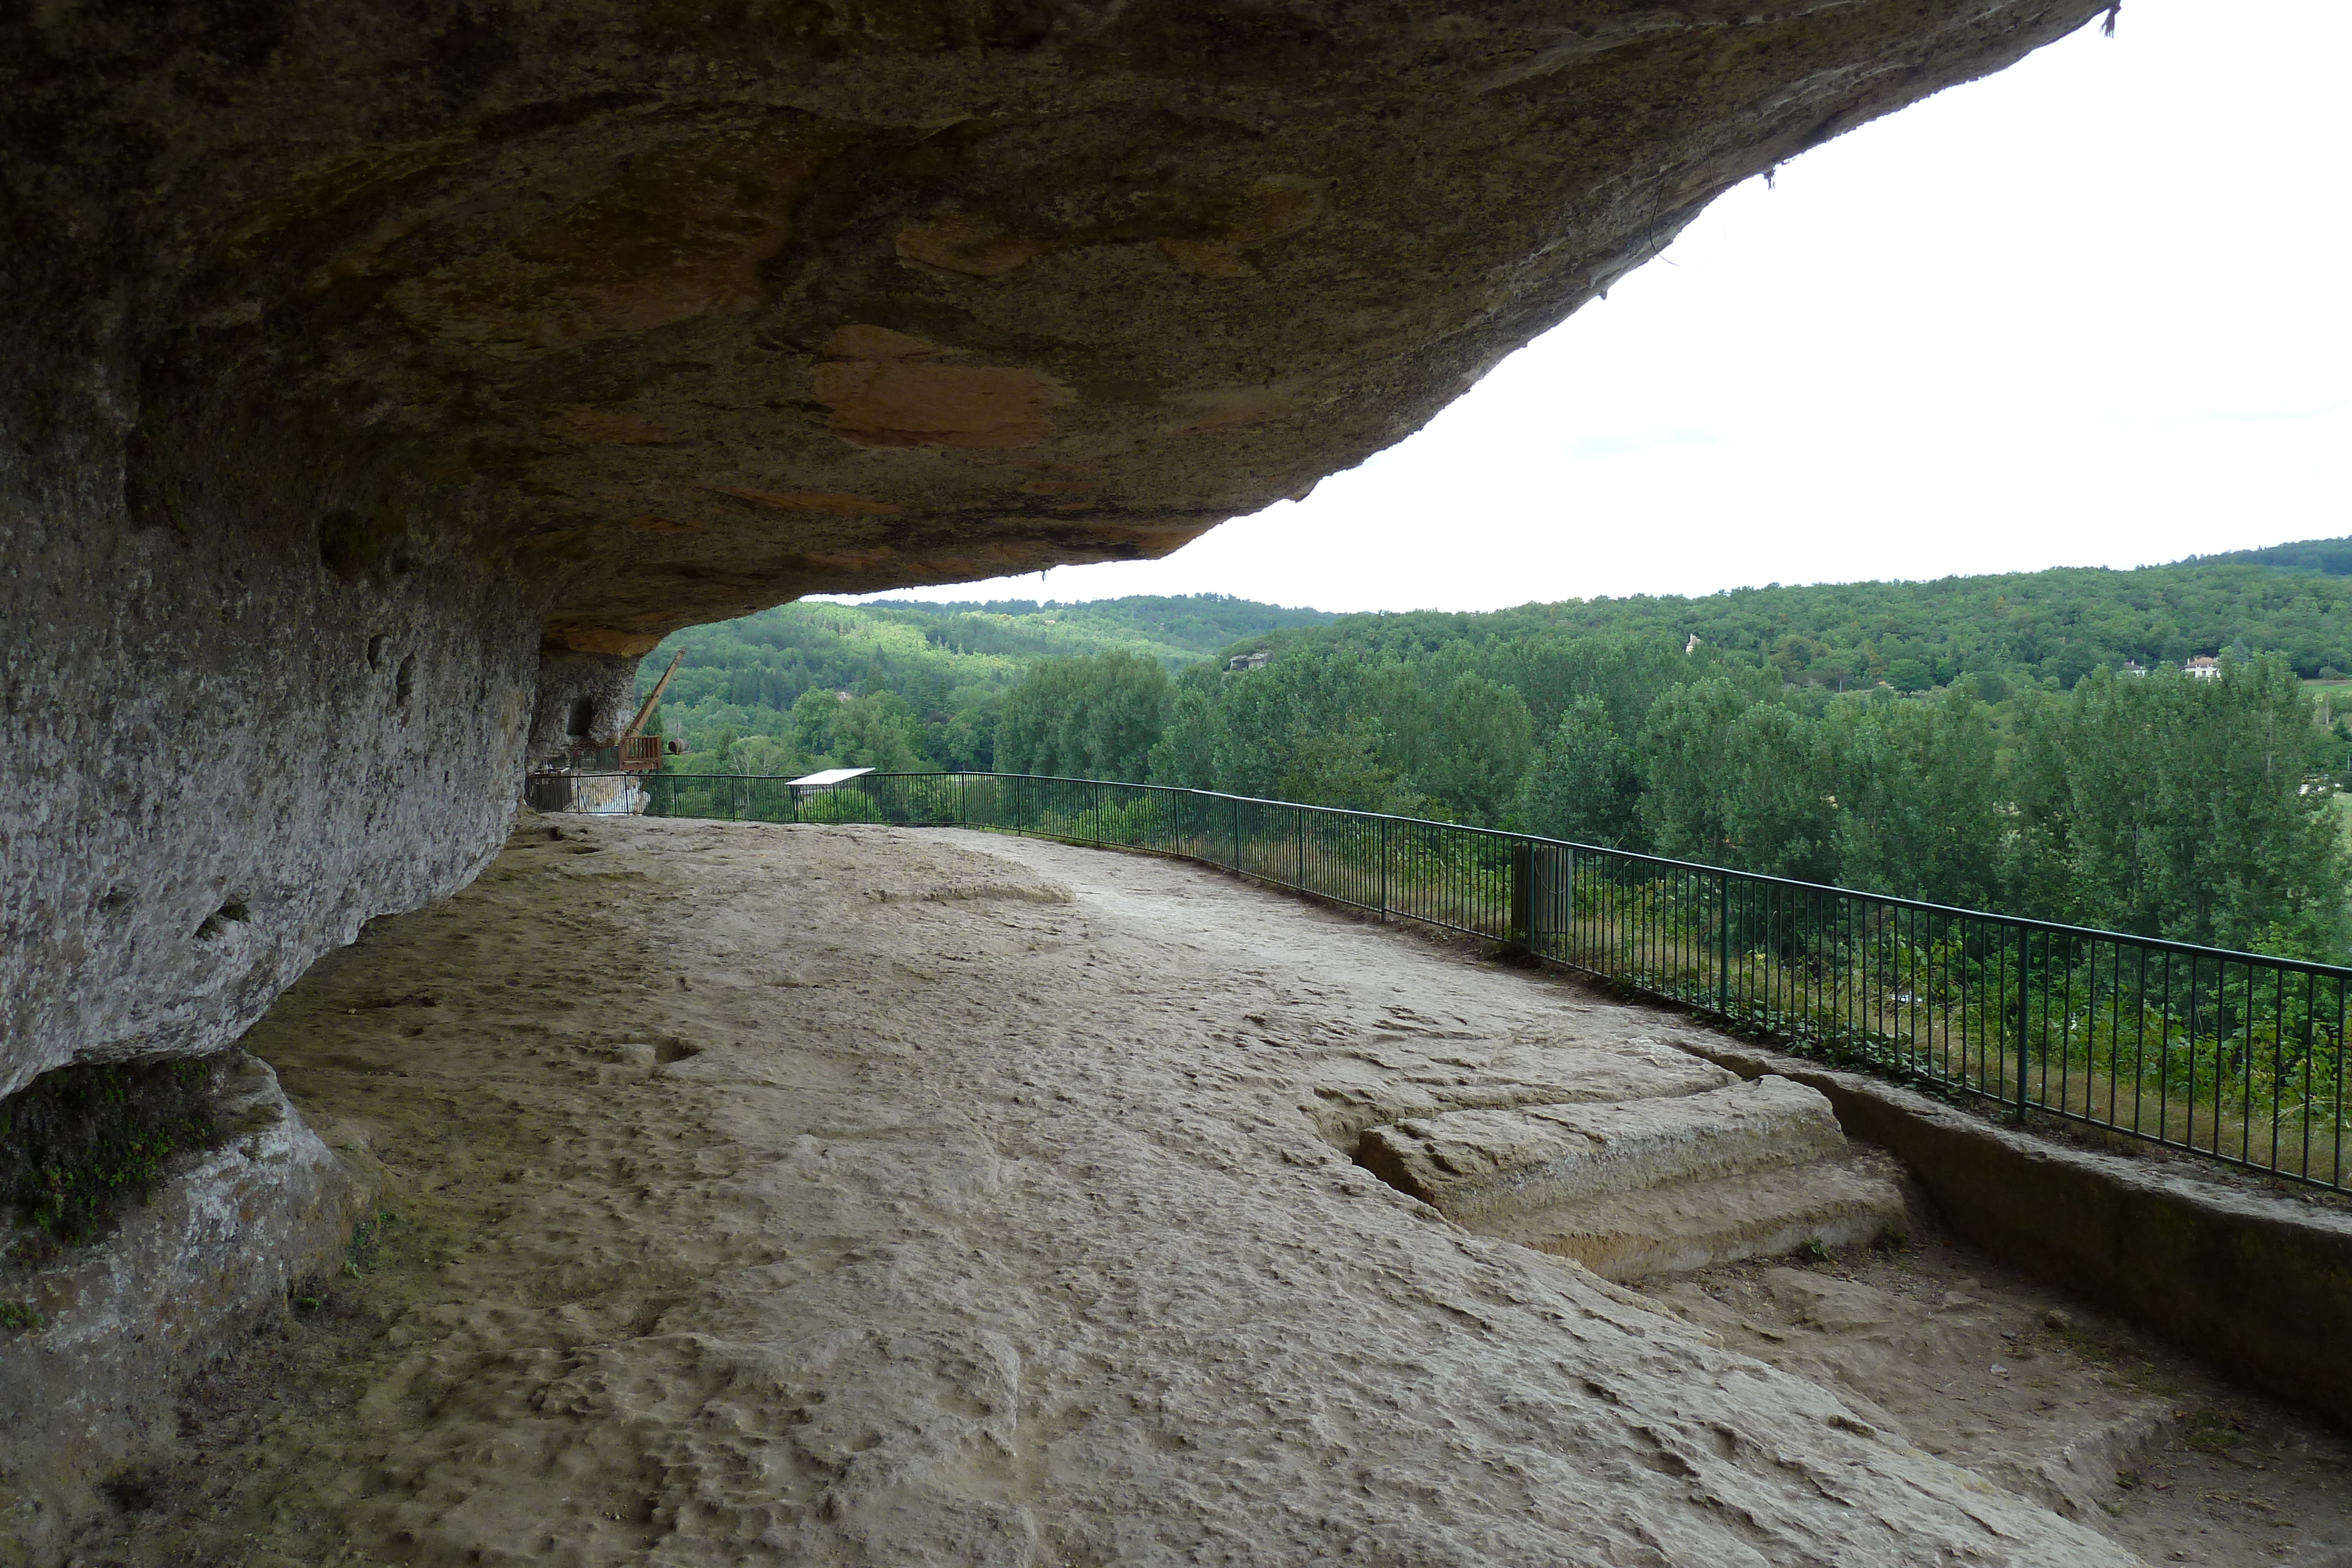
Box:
785;767;876;789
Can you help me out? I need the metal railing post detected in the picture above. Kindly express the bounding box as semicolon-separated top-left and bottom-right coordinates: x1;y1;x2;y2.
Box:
1718;870;1732;1020
2016;924;2033;1126
1508;840;1531;953
1379;816;1388;917
1232;796;1241;871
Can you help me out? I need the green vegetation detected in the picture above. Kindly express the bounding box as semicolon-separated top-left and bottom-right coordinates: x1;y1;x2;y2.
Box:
343;1205;393;1279
2189;537;2352;579
1220;549;2352;692
636;594;1328;778
633;540;2352;957
636;549;2352;778
1150;648;1551;819
997;650;1170;782
1148;641;2347;955
1;1058;226;1250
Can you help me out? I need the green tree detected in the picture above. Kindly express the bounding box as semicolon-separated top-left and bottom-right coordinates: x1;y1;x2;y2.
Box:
935;703;998;772
789;687;844;760
997;650;1171;781
1634;678;1756;864
1635;681;1834;879
1821;688;2005;907
1376;666;1534;825
1885;658;1934;693
2011;656;2346;950
1148;664;1225;791
1149;654;1407;813
1271;720;1404;813
828;691;931;773
1511;697;1641;847
725;734;807;775
1716;703;1837;881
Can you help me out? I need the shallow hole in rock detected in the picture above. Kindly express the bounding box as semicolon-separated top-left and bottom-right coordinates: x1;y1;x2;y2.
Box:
317;509;377;577
194;898;250;938
395;654;416;708
99;1467;172;1514
365;633;387;668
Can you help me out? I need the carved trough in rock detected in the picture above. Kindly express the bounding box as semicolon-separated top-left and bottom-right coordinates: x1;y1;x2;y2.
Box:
1357;1075;1917;1279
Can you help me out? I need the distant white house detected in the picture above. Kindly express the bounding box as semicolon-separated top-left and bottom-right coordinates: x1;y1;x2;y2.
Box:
1225;650;1272;671
2119;661;2147;677
2186;656;2222;680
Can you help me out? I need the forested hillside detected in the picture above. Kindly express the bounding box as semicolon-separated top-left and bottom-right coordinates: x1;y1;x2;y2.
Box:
638;540;2352;777
2186;538;2352;579
1220;550;2352;694
632;543;2352;954
1148;645;2348;955
636;594;1330;775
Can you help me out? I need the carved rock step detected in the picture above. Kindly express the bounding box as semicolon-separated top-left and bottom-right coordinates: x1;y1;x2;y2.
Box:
1478;1150;1915;1282
1355;1075;1848;1225
1307;1041;1738;1148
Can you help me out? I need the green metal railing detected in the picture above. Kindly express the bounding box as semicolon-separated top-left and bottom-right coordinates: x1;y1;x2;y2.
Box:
549;770;2352;1192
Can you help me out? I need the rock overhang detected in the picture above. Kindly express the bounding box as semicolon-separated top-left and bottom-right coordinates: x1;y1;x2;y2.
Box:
0;0;2110;1094
12;0;2107;653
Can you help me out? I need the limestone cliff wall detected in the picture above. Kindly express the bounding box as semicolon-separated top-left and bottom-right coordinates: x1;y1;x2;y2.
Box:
0;1;2106;1094
1;409;540;1095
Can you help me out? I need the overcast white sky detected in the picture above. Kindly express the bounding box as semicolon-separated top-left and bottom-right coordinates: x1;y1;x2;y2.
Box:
833;0;2350;615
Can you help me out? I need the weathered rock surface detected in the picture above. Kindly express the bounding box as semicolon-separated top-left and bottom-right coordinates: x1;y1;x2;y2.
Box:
2;0;2109;1095
1358;1075;1849;1221
60;820;2139;1565
1635;1239;2352;1566
1305;1030;1739;1144
1484;1151;1917;1281
0;1055;373;1566
1355;1074;1914;1279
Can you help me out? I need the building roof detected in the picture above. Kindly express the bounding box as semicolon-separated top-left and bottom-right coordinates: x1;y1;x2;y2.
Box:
787;767;876;788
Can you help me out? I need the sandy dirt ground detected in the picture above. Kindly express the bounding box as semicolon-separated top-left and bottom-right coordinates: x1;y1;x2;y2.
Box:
61;818;2351;1566
1639;1217;2352;1566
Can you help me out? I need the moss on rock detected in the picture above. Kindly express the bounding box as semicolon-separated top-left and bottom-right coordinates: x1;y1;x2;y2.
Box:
0;1057;228;1249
